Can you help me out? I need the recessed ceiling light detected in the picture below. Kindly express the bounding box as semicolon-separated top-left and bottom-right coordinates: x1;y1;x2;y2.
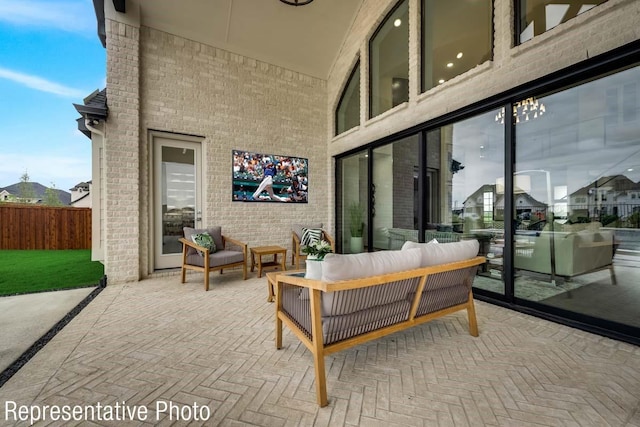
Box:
457;52;463;59
394;18;402;27
447;62;454;68
438;79;445;84
628;168;634;172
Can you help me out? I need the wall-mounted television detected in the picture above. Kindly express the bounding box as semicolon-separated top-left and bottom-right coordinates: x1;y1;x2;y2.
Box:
232;149;308;203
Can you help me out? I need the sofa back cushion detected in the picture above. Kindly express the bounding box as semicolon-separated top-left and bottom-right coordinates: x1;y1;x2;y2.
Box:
321;248;422;282
401;239;479;267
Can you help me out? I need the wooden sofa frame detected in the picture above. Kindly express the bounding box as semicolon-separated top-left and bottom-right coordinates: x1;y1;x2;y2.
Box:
274;256;485;406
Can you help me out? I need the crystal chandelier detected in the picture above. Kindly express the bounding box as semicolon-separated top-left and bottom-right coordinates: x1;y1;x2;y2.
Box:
495;97;546;124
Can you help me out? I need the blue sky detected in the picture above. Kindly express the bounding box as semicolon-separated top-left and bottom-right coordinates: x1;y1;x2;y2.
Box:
0;0;105;192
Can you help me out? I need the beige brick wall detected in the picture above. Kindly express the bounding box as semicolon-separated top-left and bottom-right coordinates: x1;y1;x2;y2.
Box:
135;28;329;278
105;20;141;283
328;0;640;157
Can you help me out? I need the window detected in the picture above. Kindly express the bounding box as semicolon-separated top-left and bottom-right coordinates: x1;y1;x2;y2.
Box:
370;0;409;118
518;0;607;44
335;61;361;135
422;0;492;92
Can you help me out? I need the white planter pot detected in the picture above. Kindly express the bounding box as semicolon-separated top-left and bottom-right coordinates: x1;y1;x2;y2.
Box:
305;256;323;280
350;237;364;254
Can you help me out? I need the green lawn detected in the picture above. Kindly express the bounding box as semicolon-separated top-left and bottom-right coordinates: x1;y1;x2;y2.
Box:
0;250;104;296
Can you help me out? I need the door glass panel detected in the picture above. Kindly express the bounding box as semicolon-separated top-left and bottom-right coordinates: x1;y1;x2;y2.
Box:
514;65;640;330
161;146;195;255
337;151;369;253
372;135;419;250
441;110;506;294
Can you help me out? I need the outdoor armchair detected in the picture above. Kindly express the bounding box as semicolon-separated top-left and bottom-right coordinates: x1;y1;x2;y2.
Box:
291;223;335;269
180;226;247;291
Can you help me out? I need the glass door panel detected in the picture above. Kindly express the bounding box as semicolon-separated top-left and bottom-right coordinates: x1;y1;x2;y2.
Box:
153;137;202;269
514;65;640;331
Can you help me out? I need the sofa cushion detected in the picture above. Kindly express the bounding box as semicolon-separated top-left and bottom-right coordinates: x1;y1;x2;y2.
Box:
184;226;224;256
321;248;422;282
402;239;479;267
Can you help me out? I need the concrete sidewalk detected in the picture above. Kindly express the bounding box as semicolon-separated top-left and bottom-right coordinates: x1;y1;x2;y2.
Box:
0;287;97;375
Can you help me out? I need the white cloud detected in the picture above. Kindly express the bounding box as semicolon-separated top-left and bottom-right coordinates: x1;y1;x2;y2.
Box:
0;0;94;33
0;66;87;98
0;153;91;192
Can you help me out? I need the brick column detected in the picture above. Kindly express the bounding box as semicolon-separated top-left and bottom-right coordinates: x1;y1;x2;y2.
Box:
104;20;141;283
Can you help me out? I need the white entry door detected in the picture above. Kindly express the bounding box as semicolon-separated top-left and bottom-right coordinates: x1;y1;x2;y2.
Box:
153;134;203;269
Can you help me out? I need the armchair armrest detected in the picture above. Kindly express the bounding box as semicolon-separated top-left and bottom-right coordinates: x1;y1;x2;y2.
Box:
178;237;211;256
221;235;248;254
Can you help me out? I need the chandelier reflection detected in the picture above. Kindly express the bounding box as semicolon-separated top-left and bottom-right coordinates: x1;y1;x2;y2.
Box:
495;97;546;124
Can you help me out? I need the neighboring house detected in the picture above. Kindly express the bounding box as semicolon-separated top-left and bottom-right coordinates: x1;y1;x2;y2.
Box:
70;181;92;208
0;189;12;202
78;1;640;343
569;175;640;220
0;182;71;205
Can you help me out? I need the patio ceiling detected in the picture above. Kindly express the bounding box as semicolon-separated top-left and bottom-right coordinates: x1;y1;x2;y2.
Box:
111;0;364;79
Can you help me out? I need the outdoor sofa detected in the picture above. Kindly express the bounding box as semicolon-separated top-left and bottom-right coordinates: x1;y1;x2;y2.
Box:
273;239;483;406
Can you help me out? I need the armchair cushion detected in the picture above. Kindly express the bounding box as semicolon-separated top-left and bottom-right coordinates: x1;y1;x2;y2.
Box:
292;223;323;240
184;226;223;255
186;250;245;268
301;227;323;246
191;232;216;255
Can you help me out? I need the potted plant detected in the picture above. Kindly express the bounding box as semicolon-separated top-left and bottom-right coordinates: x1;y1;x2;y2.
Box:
302;240;332;279
349;202;365;253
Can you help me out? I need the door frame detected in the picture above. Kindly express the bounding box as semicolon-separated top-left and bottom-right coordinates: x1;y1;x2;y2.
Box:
149;130;204;271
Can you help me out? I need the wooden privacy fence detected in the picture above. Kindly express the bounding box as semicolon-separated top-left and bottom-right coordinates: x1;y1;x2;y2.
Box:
0;204;91;250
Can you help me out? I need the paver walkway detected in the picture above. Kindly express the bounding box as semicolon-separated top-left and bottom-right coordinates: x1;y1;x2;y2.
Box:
0;272;639;426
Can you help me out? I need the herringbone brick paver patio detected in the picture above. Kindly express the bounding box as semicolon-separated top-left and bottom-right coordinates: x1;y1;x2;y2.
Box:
0;272;639;426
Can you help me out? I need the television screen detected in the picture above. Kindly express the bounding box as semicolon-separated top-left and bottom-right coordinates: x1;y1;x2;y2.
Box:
232;149;308;203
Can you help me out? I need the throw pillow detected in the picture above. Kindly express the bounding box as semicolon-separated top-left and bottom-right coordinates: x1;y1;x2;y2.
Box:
301;227;323;246
191;232;216;256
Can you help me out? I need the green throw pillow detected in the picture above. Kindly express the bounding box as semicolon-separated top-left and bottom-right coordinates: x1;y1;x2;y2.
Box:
192;232;216;256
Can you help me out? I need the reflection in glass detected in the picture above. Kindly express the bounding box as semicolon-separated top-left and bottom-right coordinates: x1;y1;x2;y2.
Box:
370;0;409;118
444;111;505;294
518;0;607;44
336;62;360;135
422;0;492;92
372;135;419;250
514;65;640;330
161;146;195;255
337;151;369;254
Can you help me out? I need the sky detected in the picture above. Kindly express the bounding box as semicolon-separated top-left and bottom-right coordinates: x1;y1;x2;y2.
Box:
0;0;106;192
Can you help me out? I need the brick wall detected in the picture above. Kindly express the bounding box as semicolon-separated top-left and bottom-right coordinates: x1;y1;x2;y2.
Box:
105;24;329;282
135;28;328;278
328;0;640;157
105;20;141;283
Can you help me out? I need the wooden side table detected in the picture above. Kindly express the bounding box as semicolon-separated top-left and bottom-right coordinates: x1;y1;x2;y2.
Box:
250;245;287;278
266;269;305;302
